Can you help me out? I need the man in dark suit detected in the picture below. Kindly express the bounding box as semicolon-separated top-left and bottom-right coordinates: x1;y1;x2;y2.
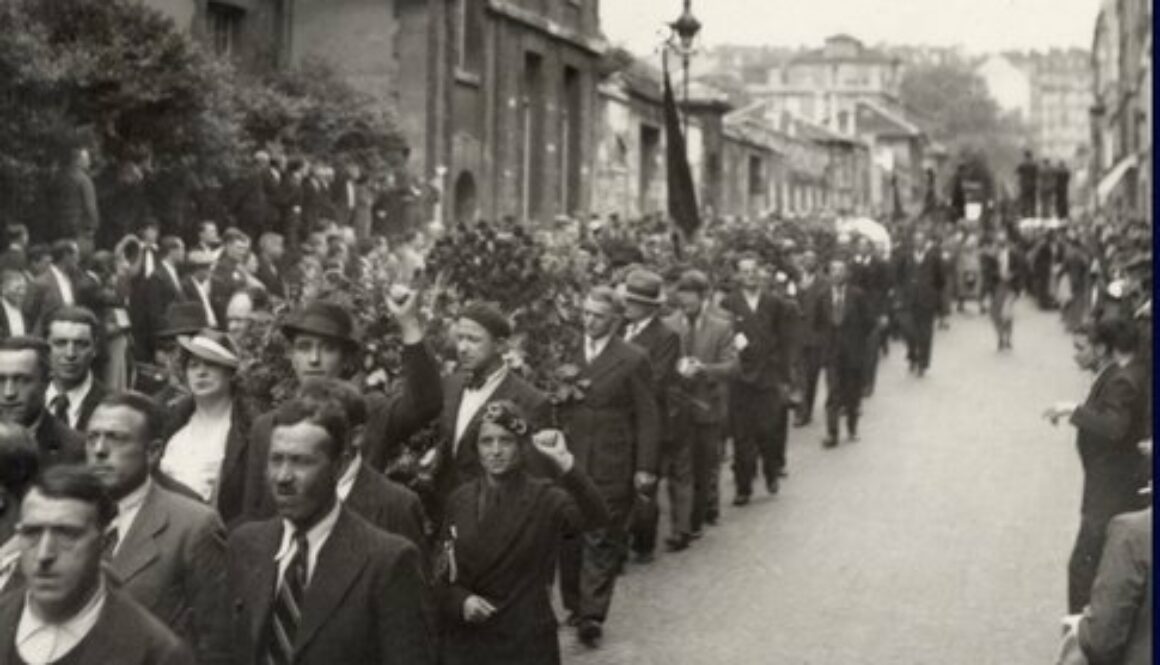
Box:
298;379;428;556
895;229;945;376
663;271;737;547
246;295;442;522
228;150;279;240
721;255;790;502
850;237;891;396
181;248;219;329
254;231;287;298
559;286;660;646
85;392;231;665
135;236;187;362
26;239;84;331
44;306;106;432
818;255;876;448
45;147;100;249
0;422;38;596
430;302;549;518
794;249;829;426
208;228;252;326
0;336;85;471
1071;507;1151;665
0;465;195;664
228;396;435;665
619;269;680;564
1045;318;1149;613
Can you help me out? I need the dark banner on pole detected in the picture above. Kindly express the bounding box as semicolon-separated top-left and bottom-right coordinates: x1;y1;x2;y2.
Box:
663;66;701;239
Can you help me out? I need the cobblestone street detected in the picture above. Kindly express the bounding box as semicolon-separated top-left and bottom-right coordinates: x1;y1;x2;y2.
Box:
563;301;1093;665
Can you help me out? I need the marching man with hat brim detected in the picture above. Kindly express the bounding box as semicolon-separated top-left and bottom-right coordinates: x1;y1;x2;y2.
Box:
245;288;444;523
618;269;681;565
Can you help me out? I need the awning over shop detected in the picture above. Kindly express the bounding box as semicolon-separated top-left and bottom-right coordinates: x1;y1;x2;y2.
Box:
1096;154;1138;204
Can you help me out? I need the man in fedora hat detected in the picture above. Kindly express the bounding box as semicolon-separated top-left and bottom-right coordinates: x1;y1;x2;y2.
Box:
246;291;442;521
663;270;737;548
619;269;679;564
134;302;208;408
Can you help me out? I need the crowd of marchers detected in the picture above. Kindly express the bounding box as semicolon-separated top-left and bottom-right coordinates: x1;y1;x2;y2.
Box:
0;141;1152;665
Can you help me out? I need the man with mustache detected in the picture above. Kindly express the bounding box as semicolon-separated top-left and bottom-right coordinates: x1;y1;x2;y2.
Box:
85;391;231;664
227;395;435;664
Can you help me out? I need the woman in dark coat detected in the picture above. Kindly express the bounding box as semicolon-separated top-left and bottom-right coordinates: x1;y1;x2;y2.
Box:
435;400;608;665
159;329;256;526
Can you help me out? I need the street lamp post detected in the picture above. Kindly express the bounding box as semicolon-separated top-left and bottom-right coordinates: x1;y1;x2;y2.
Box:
667;0;701;136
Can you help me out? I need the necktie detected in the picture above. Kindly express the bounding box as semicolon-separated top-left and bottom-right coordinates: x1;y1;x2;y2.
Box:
102;526;120;560
266;531;309;665
50;394;69;423
834;289;845;325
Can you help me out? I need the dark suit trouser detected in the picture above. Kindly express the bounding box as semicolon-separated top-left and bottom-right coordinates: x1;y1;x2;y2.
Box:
690;423;721;533
560;491;633;622
797;345;824;421
662;429;695;536
730;384;782;496
1067;513;1107;614
863;327;881;395
629;474;661;556
905;307;936;370
824;361;863;437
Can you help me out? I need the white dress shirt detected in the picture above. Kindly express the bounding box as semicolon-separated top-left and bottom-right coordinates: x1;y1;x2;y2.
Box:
625;317;655;342
274;500;341;587
108;478;152;557
44;372;94;430
2;298;25;336
190;277;218;328
162;260;181;293
585;335;612;364
336;453;362;502
48;265;75;306
742;290;761;313
160;403;233;502
454;365;508;450
16;581;107;665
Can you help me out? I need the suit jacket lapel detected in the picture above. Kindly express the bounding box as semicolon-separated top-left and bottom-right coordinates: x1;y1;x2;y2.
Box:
581;338;621;384
295;509;367;652
244;522;281;647
218;408;248;502
111;486;165;583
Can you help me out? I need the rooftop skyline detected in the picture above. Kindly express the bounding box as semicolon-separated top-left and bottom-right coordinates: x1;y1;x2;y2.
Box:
601;0;1100;55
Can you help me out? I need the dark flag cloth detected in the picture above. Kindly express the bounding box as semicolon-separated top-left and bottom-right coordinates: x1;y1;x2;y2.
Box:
663;64;700;239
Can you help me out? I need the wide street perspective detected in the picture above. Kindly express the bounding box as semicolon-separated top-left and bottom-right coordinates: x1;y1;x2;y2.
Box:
564;301;1093;665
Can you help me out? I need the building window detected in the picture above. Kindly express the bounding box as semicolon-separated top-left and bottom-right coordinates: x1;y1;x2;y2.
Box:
206;2;244;58
456;0;484;74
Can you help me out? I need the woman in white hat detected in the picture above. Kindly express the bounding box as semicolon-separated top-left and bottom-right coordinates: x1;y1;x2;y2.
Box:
160;328;254;525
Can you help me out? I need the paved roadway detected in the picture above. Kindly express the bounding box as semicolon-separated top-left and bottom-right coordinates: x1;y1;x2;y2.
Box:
561;300;1093;665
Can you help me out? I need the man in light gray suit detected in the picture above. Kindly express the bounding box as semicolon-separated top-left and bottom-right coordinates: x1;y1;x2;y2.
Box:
85;391;231;665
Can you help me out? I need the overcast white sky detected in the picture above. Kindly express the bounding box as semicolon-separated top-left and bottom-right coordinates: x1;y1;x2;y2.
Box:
601;0;1101;54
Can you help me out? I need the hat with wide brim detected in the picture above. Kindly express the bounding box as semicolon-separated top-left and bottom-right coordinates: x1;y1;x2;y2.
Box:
178;330;241;369
155;302;209;340
280;300;360;348
621;269;666;306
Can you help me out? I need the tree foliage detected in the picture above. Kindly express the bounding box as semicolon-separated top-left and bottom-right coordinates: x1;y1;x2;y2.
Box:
0;0;408;229
900;59;1032;195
